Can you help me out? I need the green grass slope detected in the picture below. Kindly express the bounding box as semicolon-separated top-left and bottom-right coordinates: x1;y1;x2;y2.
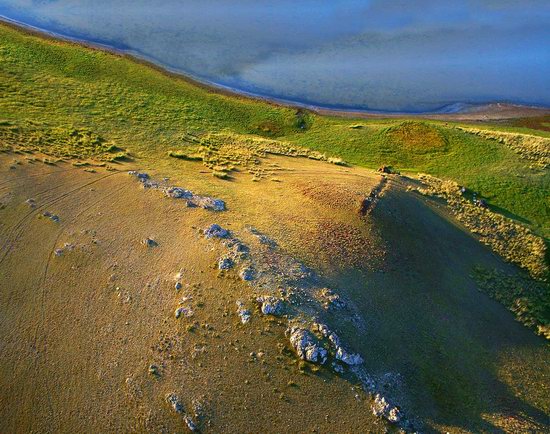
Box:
0;22;549;239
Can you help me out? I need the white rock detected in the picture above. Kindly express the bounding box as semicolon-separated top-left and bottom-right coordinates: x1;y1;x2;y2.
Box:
288;326;327;364
257;296;283;316
335;347;363;366
236;301;251;324
372;393;402;423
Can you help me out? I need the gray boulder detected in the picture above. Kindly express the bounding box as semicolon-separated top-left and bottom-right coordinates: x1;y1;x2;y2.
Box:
287;326;327;364
239;267;255;281
204;224;229;239
218;257;234;270
143;238;158;247
236;301;251;324
257;296;283;316
371;394;402;424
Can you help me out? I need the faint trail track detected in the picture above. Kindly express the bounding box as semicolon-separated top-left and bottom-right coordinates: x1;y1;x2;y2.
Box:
0;170;123;267
27;181;129;434
0;165;84;191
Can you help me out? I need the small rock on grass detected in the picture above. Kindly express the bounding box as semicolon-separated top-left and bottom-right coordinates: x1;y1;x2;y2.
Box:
42;211;60;223
175;307;194;319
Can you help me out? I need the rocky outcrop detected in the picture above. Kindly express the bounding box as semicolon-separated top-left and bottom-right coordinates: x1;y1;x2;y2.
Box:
287;326;327;364
256;296;283;316
218;256;234;270
372;394;402;424
129;171;225;211
314;323;363;366
204;224;230;239
239;267;255;281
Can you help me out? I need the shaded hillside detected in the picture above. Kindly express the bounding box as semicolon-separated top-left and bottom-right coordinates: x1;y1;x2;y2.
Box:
0;154;548;433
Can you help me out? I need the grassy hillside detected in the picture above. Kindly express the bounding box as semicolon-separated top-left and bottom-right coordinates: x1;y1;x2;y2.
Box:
0;22;549;238
1;21;549;433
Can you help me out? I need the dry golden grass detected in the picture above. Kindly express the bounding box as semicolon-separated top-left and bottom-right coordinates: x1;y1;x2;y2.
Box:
168;132;346;180
0;120;128;162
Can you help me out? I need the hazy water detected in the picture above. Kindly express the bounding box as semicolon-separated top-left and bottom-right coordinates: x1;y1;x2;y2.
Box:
1;0;549;112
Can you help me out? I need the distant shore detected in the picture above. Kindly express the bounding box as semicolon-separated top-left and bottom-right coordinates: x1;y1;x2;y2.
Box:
1;15;549;122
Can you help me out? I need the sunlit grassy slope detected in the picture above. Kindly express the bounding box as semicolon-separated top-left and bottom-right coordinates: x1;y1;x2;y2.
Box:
0;22;548;237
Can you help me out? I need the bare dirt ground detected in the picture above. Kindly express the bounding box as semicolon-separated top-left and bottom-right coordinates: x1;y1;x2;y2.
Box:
0;153;548;433
315;103;550;122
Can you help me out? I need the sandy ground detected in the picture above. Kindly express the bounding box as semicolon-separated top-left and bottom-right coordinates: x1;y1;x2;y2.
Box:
0;153;548;433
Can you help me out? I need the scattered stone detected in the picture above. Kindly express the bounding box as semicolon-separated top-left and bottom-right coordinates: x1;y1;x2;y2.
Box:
287;326;327;364
175;307;194;319
332;362;345;374
249;227;277;248
54;242;75;257
372;394;402;424
166;393;198;431
42;211;60;223
128;170;147;179
165;187;193;199
335;347;363;366
130;171;225;211
25;198;36;208
218;256;234;270
175;281;182;290
143;238;158;247
226;240;249;260
148;364;159;376
166;393;184;414
317;288;346;310
236;301;251;324
257;296;283;316
204;224;229;239
192;196;226;211
239;267;255;281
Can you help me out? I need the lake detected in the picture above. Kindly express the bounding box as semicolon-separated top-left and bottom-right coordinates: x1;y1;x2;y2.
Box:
1;0;549;113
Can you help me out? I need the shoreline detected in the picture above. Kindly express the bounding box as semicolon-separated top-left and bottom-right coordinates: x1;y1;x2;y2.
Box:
1;15;549;122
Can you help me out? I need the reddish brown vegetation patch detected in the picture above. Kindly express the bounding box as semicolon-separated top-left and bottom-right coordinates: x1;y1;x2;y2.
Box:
310;219;386;270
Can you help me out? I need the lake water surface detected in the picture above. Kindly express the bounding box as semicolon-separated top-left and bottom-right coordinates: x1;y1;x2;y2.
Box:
1;0;549;113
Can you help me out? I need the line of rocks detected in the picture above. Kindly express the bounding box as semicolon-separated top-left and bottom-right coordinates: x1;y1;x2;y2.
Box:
128;171;225;211
166;393;199;432
202;223;416;430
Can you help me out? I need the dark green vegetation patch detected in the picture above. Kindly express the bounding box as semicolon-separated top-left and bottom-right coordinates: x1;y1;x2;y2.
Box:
473;267;550;339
